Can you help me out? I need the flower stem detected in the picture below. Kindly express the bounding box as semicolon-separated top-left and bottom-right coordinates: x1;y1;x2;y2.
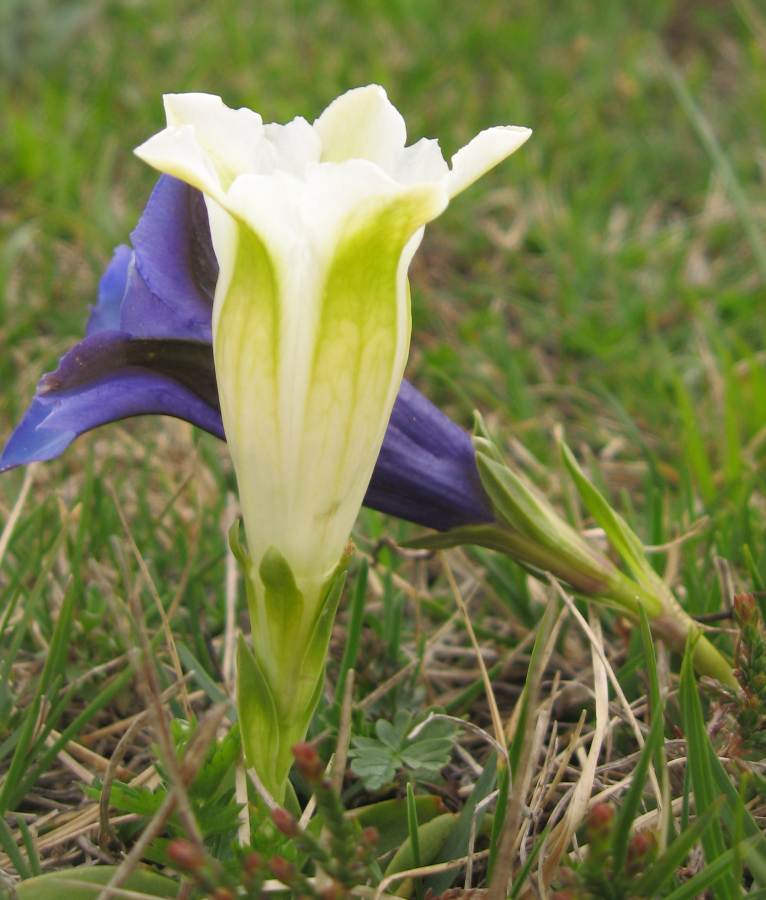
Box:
598;570;736;686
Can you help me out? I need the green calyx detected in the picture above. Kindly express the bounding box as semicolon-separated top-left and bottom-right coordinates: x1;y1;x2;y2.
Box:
230;521;350;799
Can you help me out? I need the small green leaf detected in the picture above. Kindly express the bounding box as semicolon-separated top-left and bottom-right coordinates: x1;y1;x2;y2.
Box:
350;746;398;791
191;723;240;798
297;557;349;720
384;812;457;876
399;737;455;771
95;781;165;817
15;866;178;898
349;713;456;791
376;711;410;749
348;795;447;855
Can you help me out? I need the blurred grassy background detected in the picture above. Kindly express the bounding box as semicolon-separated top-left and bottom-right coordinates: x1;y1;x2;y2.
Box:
1;0;765;631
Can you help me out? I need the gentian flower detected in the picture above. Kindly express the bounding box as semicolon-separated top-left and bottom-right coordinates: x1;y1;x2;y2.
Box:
134;86;529;796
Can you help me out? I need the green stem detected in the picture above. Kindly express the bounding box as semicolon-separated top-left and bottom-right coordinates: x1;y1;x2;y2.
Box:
408;524;736;687
488;527;735;685
600;570;737;687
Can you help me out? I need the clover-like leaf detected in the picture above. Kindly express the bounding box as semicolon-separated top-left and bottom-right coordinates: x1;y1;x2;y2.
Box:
350;713;456;791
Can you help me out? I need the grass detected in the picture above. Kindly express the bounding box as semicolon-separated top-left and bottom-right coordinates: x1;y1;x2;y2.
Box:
1;0;766;896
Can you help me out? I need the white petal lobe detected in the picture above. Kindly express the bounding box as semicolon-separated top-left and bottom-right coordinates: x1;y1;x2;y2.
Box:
448;125;532;198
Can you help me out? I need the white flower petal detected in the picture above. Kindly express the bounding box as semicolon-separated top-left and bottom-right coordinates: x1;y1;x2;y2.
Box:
264;117;321;176
395;137;449;186
448;125;532;198
134;124;226;203
314;84;407;173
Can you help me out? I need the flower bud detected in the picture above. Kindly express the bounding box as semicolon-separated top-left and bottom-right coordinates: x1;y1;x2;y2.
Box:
243;852;263;875
627;830;657;871
271;806;300;837
212;890;235;900
734;593;758;627
269;855;295;884
292;741;324;782
586;802;614;840
166;838;204;871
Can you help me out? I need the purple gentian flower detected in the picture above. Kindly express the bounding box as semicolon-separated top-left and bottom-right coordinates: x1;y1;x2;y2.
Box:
1;175;493;533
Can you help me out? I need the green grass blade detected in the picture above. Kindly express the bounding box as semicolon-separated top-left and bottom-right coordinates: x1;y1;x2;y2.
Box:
0;815;31;879
0;695;42;816
177;642;228;705
406;780;423;900
17;816;41;877
335;558;367;705
709;746;766;886
672;374;716;506
663;840;755;900
611;703;664;875
679;640;738;899
0;527;68;686
638;605;672;842
487;759;510;879
39;576;76;694
660;47;766;283
5;666;134;813
509;823;551;899
633;798;724;896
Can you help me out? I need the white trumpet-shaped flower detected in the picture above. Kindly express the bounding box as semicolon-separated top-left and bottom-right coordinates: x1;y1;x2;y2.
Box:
135;85;530;795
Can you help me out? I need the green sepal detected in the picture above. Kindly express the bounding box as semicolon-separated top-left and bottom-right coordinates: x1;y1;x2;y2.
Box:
259;545;306;668
228;517;258;618
301;557;349;685
559;439;671;603
472;433;611;592
285;554;350;754
236;633;282;797
228;516;248;567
